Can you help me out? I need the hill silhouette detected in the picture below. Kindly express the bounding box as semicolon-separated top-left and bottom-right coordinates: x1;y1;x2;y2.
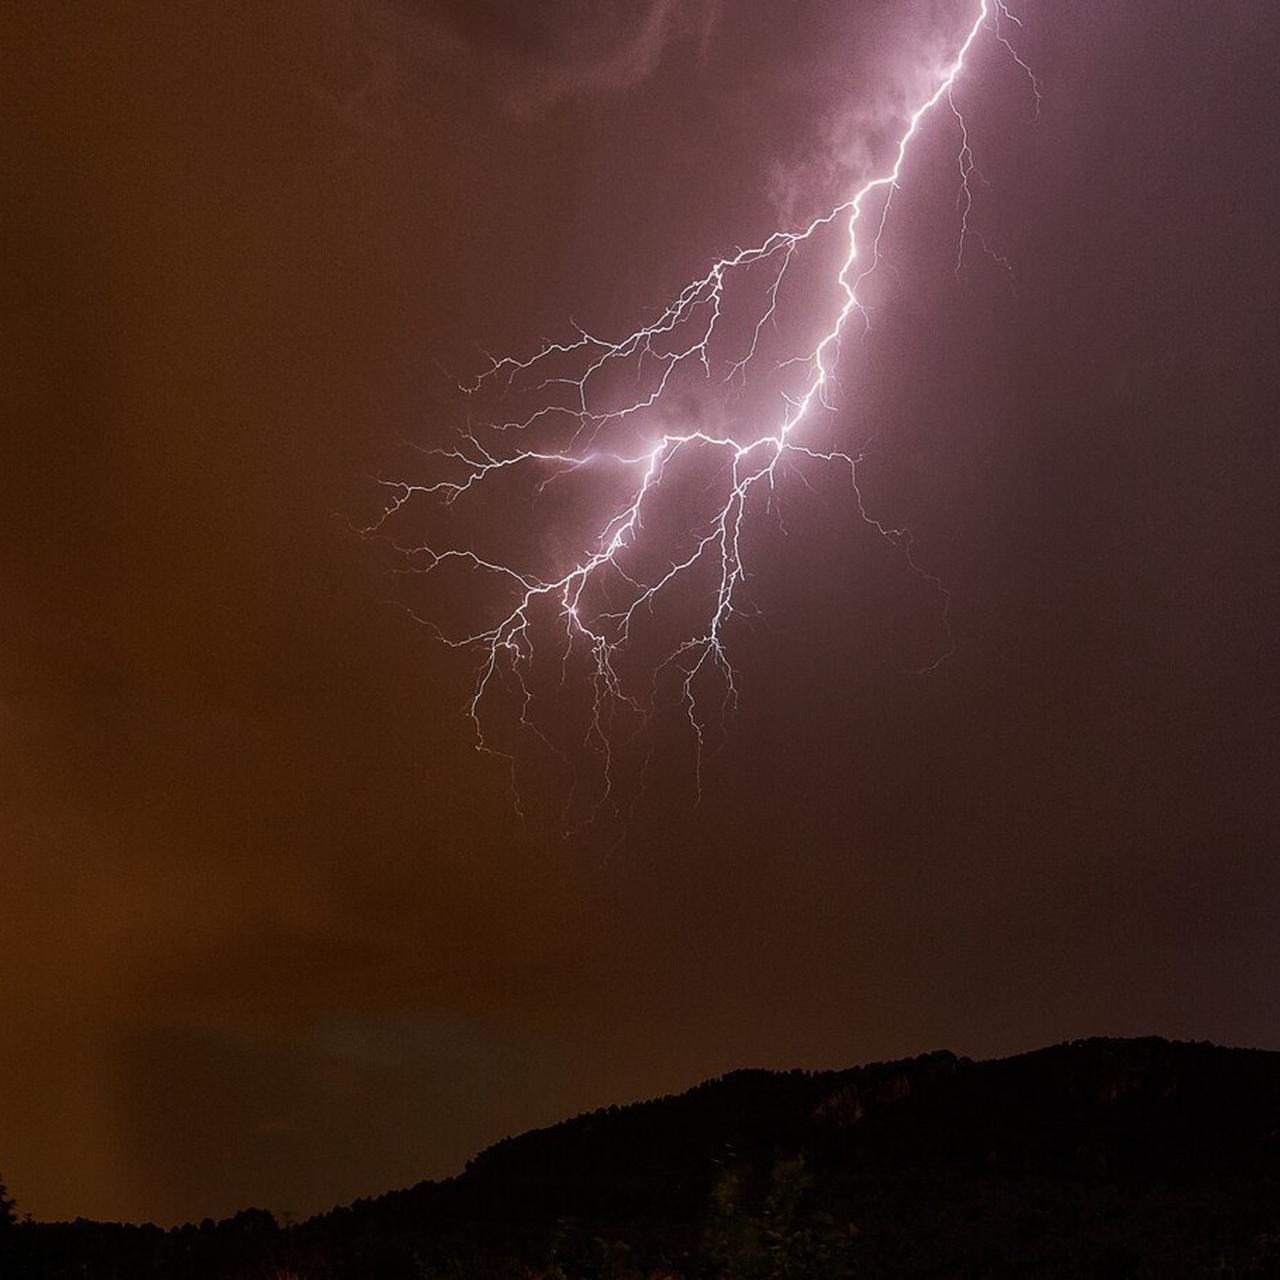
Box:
9;1037;1280;1277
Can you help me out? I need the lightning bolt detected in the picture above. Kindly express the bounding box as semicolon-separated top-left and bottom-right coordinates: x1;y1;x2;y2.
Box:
366;0;1038;833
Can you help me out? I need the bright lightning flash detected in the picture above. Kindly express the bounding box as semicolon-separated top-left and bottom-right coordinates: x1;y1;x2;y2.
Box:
365;0;1038;830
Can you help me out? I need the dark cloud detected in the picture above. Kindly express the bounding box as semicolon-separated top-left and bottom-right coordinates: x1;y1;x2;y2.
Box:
416;0;720;117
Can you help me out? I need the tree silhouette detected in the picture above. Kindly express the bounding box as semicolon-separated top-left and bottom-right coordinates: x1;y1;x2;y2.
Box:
12;1040;1280;1277
0;1174;17;1277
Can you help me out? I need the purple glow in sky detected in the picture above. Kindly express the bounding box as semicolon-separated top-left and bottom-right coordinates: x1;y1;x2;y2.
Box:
367;0;1037;829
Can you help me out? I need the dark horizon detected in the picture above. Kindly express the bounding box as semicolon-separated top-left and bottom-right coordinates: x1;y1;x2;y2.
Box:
3;0;1277;1227
16;1033;1280;1230
13;1035;1280;1280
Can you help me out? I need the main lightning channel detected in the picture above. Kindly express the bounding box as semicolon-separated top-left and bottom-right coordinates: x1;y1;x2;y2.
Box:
368;0;1031;829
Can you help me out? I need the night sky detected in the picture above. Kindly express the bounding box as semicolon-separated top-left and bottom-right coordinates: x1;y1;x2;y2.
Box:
3;0;1278;1228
